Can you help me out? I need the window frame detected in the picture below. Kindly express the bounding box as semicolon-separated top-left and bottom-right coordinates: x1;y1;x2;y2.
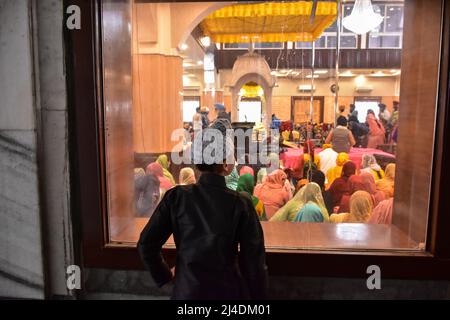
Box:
368;2;404;49
66;0;450;279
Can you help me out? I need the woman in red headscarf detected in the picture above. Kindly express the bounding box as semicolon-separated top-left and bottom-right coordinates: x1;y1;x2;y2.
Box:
337;173;385;213
239;166;254;177
337;175;367;213
326;161;357;211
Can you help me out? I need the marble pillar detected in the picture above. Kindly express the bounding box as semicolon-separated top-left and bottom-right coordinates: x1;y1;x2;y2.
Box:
0;0;44;299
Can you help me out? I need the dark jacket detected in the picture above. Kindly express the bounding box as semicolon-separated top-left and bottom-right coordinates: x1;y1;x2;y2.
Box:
138;173;268;300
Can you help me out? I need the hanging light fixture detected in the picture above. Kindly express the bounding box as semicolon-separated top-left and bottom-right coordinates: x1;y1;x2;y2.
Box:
342;0;383;35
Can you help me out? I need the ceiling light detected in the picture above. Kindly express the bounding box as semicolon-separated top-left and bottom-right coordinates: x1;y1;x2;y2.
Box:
200;36;211;47
180;43;188;51
342;0;384;35
306;74;319;79
314;70;328;74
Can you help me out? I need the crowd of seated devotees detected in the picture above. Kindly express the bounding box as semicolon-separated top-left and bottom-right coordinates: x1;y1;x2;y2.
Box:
134;144;395;225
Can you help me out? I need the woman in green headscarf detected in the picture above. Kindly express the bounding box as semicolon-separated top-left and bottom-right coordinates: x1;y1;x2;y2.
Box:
237;174;267;221
225;166;239;191
270;182;329;222
156;154;176;185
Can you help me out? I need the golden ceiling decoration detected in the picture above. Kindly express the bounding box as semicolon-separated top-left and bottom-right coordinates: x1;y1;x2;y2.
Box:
240;82;264;98
200;1;337;43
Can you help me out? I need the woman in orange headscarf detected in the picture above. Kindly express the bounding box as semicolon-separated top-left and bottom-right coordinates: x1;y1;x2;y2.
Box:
376;163;395;198
254;169;292;219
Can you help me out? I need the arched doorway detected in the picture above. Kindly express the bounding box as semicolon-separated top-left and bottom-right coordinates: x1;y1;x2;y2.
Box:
228;52;276;129
237;82;265;123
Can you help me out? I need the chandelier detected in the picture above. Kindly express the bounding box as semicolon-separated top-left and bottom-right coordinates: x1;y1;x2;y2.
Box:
342;0;383;35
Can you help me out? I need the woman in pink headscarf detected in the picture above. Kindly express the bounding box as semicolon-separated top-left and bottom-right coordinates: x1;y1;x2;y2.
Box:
360;172;386;207
146;162;175;192
366;109;385;148
254;169;292;219
239;166;254;177
369;198;394;224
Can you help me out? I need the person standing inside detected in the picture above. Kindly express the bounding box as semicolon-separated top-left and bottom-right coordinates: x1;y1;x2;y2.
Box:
325;116;356;153
192;107;203;139
348;103;358;119
366;109;385;149
389;101;400;144
348;115;369;148
138;121;268;300
378;103;391;142
378;103;391;126
338;105;346;118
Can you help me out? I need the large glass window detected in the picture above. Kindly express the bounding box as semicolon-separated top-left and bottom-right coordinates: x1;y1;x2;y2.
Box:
369;3;404;48
295;3;358;50
100;0;440;255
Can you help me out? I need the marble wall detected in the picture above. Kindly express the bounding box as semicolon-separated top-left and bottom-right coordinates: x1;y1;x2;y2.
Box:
0;0;45;299
35;0;75;298
0;0;74;299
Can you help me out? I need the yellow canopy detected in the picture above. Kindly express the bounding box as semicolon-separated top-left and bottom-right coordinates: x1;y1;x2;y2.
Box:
240;83;264;98
200;1;337;43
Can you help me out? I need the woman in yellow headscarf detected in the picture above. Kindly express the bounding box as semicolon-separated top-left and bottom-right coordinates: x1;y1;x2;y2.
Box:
330;190;373;223
326;152;349;187
156;154;176;185
376;163;395;198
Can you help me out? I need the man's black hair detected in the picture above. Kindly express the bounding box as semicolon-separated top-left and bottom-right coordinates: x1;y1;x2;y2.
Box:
337;116;348;127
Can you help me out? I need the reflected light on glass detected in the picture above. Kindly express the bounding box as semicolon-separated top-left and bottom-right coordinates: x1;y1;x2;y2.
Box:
335;224;370;242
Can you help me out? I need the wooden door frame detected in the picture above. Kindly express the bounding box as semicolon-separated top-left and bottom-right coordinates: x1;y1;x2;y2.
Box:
290;96;325;123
